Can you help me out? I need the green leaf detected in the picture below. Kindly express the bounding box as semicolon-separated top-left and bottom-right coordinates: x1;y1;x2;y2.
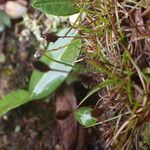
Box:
29;28;81;99
66;63;87;85
32;0;79;16
0;53;6;63
0;90;30;117
0;11;11;27
74;107;97;127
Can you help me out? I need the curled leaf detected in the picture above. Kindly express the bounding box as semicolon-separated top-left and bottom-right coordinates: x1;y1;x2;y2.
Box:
32;0;79;16
74;107;97;127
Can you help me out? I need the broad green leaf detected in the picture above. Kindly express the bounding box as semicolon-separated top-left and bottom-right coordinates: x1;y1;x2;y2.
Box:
66;63;87;85
0;11;11;27
74;107;97;127
29;28;81;99
32;0;79;16
0;22;5;32
0;53;6;63
28;70;44;94
0;90;30;117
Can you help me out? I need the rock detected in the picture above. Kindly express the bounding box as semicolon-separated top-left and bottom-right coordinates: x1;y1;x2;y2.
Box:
16;0;28;6
5;1;27;19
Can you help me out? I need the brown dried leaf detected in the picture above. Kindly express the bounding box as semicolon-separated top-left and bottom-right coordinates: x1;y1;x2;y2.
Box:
55;87;78;150
54;85;87;150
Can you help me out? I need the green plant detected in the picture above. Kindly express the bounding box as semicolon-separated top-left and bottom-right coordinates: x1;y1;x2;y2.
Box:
32;0;79;16
0;0;81;116
0;11;11;32
0;0;150;149
0;27;81;116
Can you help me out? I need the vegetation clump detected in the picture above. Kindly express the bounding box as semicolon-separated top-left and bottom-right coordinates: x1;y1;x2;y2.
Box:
0;0;149;149
76;0;150;149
